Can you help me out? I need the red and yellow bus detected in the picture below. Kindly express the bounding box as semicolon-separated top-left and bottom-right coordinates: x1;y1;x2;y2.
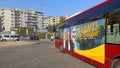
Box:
54;0;120;68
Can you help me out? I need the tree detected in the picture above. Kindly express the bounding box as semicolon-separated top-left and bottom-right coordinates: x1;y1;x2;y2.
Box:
18;27;34;36
47;26;54;32
18;27;26;36
28;27;34;36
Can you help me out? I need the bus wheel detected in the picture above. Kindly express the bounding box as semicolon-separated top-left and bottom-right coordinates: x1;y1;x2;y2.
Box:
111;59;120;68
59;44;64;53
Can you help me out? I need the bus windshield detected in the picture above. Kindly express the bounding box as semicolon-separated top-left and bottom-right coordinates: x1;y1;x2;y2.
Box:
55;29;63;39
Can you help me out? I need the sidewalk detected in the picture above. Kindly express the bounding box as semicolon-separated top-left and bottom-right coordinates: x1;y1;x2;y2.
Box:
0;40;39;47
0;39;51;47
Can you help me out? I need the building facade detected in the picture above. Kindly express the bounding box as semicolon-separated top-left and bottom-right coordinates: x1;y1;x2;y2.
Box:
44;16;69;28
0;16;2;32
0;8;44;32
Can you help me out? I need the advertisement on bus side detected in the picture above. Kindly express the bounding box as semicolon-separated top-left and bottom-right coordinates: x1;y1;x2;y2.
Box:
63;19;105;63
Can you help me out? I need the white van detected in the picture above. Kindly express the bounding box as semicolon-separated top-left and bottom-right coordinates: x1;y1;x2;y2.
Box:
0;34;19;41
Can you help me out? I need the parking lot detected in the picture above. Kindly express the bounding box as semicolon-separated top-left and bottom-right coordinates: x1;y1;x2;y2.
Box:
0;40;96;68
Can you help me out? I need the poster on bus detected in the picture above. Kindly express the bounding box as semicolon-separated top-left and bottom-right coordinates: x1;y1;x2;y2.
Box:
63;19;105;51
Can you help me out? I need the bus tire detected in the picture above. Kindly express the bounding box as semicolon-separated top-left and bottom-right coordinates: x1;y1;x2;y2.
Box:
111;59;120;68
59;44;64;53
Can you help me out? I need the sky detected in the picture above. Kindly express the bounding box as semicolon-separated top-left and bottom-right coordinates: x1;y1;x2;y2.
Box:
0;0;105;17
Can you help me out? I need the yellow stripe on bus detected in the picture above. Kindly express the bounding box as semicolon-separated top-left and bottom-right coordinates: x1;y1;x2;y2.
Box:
74;44;105;64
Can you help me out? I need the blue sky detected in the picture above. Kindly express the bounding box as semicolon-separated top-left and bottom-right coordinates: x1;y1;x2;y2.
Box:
0;0;105;17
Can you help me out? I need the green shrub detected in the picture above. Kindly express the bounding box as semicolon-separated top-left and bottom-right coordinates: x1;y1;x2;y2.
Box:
37;32;52;39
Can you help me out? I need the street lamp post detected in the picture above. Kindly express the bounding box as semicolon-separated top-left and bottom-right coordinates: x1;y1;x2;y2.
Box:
17;26;20;41
45;27;48;39
26;22;30;38
34;23;39;40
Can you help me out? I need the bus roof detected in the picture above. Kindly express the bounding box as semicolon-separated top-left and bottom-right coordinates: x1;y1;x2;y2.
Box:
65;11;81;20
59;0;120;27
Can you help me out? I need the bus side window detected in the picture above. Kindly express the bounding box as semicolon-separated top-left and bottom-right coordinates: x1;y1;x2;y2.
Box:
55;36;59;39
114;31;120;44
55;32;59;39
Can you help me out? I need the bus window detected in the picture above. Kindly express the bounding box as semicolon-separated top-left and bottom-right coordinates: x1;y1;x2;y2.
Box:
55;32;59;39
55;29;63;39
106;9;120;44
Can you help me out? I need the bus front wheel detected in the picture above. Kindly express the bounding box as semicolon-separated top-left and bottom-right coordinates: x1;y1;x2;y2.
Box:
111;59;120;68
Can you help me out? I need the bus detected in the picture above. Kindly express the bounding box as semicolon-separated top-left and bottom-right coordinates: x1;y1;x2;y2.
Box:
54;0;120;68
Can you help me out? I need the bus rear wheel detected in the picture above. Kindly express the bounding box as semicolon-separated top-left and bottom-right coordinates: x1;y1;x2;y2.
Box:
111;59;120;68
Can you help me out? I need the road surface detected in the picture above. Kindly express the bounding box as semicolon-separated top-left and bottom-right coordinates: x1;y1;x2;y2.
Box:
0;40;96;68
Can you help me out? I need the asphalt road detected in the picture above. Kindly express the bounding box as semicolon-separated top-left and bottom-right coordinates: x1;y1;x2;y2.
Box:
0;41;96;68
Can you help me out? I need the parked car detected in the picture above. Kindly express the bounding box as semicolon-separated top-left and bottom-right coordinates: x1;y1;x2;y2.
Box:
29;35;39;40
0;34;19;41
0;35;2;41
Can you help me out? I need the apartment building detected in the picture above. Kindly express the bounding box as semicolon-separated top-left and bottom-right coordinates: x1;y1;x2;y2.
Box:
44;16;69;28
0;8;44;32
44;17;50;29
0;16;2;32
